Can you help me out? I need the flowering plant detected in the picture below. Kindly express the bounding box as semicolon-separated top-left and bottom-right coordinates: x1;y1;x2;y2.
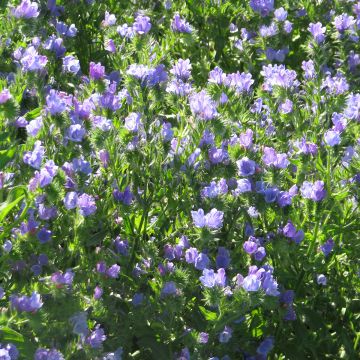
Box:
0;0;360;359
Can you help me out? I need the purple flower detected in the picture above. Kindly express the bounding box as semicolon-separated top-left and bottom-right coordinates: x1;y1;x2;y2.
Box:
317;274;327;285
23;141;45;169
261;64;298;90
0;89;11;104
63;55;80;74
51;269;74;286
334;14;355;32
103;11;116;27
345;93;360;121
77;194;96;216
205;209;224;229
208;147;229;164
170;58;192;80
274;7;287;21
20;46;48;72
302;60;315;79
125;112;141;132
26;116;43;137
236;157;256;176
113;186;133;205
92;116;112;131
198;332;209;344
89;62;105;80
324;130;341;146
242;274;261;291
161;122;174;141
34;348;64;360
106;264;120;278
171;14;192;33
279;99;293;114
283;220;297;238
37;227;52;244
161;281;178;296
257;337;274;356
254;247;266;261
64;192;78;210
225;72;254;93
216;247;230;269
232;179;252;195
308;22;326;44
189;90;218;121
86;326;106;348
10;291;43;312
250;0;274;17
243;240;258;254
67;124;86;142
320;238;334;256
191;209;206;228
284;20;293;33
194;253;210;270
262;147;289;168
219;326;232;343
262;272;279;296
208;66;226;85
239;129;253;148
43;35;65;58
133;15;151;35
46;90;66;115
199;268;226;288
185;247;199;264
12;0;39;19
166;79;192;96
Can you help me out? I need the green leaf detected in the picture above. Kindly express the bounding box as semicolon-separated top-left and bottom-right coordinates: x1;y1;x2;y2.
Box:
198;306;218;321
0;146;17;170
0;193;25;222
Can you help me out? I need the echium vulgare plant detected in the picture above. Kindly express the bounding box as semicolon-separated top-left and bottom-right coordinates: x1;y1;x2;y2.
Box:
0;0;360;359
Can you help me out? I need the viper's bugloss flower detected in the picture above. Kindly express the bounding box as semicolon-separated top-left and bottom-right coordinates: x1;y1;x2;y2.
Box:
194;253;210;270
10;291;43;312
51;269;74;286
189;90;218;120
62;55;80;74
317;274;327;285
300;180;327;201
198;332;209;344
89;62;105;80
0;89;12;104
171;14;192;33
308;22;326;44
26;116;43;137
191;208;224;229
86;326;106;348
170;58;192;80
261;64;298;90
320;238;334;256
257;337;274;356
34;348;64;360
262;147;289;168
199;268;226;288
133;15;151;35
250;0;274;17
274;7;287;21
12;0;39;19
20;46;48;72
324;130;341;146
219;326;232;343
23;141;45;169
237;157;256;176
77;194;96;216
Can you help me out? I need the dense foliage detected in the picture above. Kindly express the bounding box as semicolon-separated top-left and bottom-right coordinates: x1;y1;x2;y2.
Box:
0;0;360;359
